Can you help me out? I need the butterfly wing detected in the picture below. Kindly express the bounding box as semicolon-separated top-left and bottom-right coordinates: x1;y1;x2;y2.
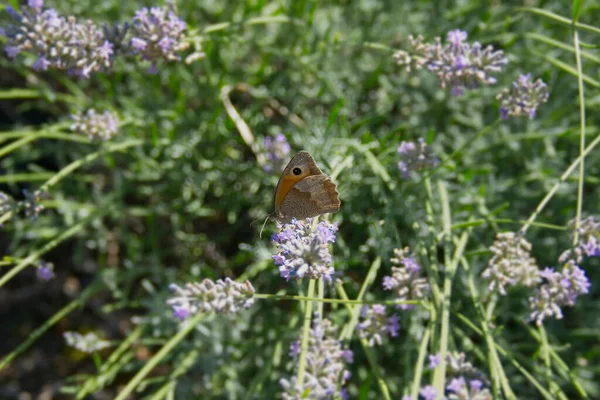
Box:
277;175;341;222
274;151;323;215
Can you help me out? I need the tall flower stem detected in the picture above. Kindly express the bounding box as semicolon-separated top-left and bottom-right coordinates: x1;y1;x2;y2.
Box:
573;28;586;245
520;132;600;234
295;278;316;389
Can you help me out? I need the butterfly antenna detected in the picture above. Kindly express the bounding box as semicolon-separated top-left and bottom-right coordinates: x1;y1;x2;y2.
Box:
259;214;272;238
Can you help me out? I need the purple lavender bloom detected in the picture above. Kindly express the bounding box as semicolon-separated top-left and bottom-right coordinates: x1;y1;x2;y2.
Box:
280;317;351;400
560;216;600;263
428;353;441;369
130;6;188;63
271;218;338;282
37;261;55;281
394;30;508;94
263;134;291;173
2;3;114;77
528;260;590;326
496;74;549;120
470;380;483;391
419;385;437;400
481;232;539;295
447;377;466;393
167;278;255;318
71;109;119;141
22;189;46;221
357;305;400;346
172;306;190;321
397;138;438;179
383;247;430;309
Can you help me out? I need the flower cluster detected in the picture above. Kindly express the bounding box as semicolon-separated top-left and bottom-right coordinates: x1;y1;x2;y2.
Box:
481;232;539;295
528;260;591;326
22;189;46;221
496;74;549;120
560;216;600;263
356;305;400;347
130;6;188;66
0;192;14;214
167;278;255;321
70;109;119;141
407;353;491;400
1;1;189;77
63;331;111;353
271;218;338;282
2;1;114;77
392;34;431;73
394;30;508;95
263;134;291;173
37;260;55;281
280;316;352;400
383;247;430;309
397;138;438;178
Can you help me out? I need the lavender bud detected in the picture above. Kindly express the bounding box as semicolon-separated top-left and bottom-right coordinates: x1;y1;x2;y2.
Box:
263;134;291;173
397;138;438;179
167;278;255;320
271;218;338;282
64;331;111;353
280;316;351;399
383;247;430;309
497;74;549;119
481;232;539;295
129;6;188;65
356;305;400;347
71;109;119;141
528;260;591;326
37;260;55;281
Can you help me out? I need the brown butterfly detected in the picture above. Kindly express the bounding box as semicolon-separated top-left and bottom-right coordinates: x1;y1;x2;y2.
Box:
273;151;341;223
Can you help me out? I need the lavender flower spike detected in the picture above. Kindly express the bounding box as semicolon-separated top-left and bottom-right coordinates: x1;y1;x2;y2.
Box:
497;74;549;119
64;331;111;353
481;232;539;295
397;138;438;179
71;109;119;141
2;2;114;77
383;247;430;308
167;278;255;320
528;260;590;326
263;133;291;173
130;6;188;65
271;218;338;282
280;316;352;399
356;305;400;346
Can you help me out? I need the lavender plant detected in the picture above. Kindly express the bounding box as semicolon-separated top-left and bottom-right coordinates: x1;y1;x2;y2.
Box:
383;247;430;308
167;278;255;320
271;218;338;282
71;109;119;141
397;139;439;179
280;316;352;399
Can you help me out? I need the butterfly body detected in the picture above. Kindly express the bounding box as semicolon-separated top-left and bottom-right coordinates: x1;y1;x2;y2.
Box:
274;151;341;222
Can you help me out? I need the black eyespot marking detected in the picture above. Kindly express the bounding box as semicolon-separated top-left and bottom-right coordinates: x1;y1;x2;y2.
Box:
293;167;302;176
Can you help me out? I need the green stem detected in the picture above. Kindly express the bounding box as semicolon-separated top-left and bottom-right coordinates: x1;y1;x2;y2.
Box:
254;292;418;307
573;29;586;245
0;210;107;288
114;312;205;400
520;132;600;234
0;135;37;158
39;139;144;192
336;284;392;400
295;279;316;390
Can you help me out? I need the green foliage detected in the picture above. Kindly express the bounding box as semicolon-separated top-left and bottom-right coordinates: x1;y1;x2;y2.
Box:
0;1;599;399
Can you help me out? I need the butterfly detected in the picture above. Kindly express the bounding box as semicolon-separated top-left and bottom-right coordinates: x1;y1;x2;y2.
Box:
273;151;341;223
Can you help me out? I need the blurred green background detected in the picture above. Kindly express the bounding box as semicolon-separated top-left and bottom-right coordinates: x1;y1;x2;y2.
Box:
0;0;599;398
